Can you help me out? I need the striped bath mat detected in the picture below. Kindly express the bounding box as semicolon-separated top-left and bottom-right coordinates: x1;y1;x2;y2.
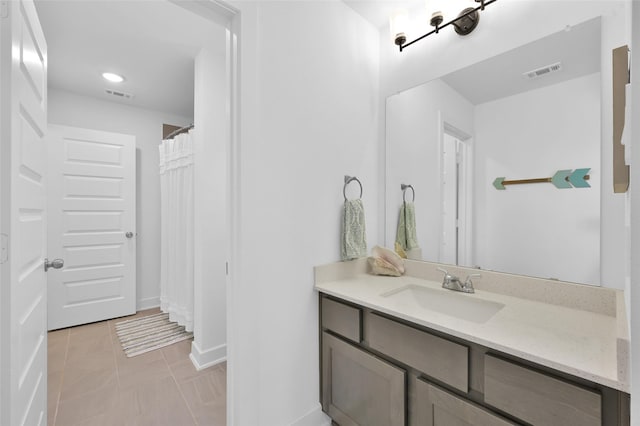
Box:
115;312;193;357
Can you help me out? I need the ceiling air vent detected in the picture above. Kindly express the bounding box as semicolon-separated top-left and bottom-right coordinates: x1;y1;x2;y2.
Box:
104;88;134;99
523;62;563;80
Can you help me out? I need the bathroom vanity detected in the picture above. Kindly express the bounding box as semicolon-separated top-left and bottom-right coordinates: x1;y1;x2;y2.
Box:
315;259;630;426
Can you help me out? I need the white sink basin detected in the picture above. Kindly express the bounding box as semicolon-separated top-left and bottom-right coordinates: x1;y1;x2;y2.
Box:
381;284;504;323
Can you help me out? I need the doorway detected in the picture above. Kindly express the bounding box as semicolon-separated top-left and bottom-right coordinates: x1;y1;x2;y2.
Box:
439;122;473;267
35;0;233;339
440;132;459;265
0;0;240;423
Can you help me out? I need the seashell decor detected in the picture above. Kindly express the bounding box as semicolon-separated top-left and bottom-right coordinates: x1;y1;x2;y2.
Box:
368;245;405;276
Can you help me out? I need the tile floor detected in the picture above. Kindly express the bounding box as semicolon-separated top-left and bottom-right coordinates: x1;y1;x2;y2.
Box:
47;308;226;426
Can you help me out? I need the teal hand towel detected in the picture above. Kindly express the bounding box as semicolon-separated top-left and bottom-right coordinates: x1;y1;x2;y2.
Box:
341;199;367;260
395;202;419;251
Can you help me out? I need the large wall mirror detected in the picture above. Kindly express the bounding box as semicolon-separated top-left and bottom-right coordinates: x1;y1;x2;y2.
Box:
385;17;602;285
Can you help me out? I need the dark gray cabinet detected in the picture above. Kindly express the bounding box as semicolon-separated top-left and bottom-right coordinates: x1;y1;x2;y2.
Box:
319;294;629;426
414;379;516;426
321;331;406;426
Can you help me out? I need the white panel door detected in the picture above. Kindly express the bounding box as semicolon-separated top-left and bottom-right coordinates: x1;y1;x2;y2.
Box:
0;0;48;424
440;133;459;265
47;125;136;330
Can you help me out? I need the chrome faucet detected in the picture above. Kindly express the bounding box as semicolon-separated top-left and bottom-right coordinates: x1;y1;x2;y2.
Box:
437;268;480;294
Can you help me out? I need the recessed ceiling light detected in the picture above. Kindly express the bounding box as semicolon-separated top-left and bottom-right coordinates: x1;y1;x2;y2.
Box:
102;72;124;83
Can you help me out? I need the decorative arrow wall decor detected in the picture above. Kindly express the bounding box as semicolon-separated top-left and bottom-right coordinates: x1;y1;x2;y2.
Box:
493;168;591;190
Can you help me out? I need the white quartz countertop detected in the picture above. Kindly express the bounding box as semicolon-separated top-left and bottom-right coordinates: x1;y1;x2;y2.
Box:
314;259;630;392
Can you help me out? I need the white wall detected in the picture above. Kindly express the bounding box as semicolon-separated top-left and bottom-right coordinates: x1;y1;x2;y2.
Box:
385;79;474;260
48;88;192;310
222;1;633;424
474;73;601;284
380;0;629;291
191;47;227;368
229;1;379;424
629;1;639;422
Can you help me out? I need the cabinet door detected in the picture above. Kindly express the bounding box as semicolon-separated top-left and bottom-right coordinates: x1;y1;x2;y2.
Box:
414;378;518;426
484;355;601;426
322;332;406;426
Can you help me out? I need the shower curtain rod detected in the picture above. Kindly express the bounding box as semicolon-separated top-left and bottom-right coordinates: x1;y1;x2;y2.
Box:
165;123;194;140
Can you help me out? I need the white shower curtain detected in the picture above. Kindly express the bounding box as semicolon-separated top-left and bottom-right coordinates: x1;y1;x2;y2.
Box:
159;131;194;332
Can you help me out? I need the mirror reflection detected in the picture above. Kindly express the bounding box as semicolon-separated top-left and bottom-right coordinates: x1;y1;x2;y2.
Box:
385;17;602;285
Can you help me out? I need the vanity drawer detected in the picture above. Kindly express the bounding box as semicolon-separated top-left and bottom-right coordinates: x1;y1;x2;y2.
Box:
366;313;468;393
321;297;361;343
414;378;518;426
484;354;601;426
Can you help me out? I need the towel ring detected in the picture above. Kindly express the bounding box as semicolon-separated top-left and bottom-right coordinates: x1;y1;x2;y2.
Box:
401;184;415;202
344;175;363;201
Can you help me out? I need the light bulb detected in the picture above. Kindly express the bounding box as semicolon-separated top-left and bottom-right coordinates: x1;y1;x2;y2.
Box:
390;10;409;46
102;72;124;83
427;0;445;24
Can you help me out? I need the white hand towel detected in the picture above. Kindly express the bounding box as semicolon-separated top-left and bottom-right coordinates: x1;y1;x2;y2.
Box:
341;199;367;261
395;201;419;251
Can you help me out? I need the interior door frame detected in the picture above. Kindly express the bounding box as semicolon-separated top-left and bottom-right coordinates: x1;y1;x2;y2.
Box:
0;6;7;421
168;1;240;424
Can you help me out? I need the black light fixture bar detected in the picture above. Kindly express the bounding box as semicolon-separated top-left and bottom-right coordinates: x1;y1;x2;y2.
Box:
398;0;497;52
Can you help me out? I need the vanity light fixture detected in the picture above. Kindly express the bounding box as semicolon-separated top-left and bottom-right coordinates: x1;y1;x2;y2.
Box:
102;72;125;83
393;0;497;52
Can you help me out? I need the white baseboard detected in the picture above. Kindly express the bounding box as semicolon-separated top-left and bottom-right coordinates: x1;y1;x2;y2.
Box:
136;296;160;311
289;404;331;426
189;340;227;371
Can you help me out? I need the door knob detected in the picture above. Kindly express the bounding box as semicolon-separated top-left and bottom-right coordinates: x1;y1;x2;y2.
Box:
126;232;134;238
44;258;64;272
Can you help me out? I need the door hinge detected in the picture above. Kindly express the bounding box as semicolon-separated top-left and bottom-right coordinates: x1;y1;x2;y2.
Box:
0;234;8;264
1;2;8;19
225;262;229;275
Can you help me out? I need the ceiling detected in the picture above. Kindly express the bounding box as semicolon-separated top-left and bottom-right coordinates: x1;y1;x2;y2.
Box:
344;0;425;30
441;17;601;105
35;0;227;118
37;1;599;117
